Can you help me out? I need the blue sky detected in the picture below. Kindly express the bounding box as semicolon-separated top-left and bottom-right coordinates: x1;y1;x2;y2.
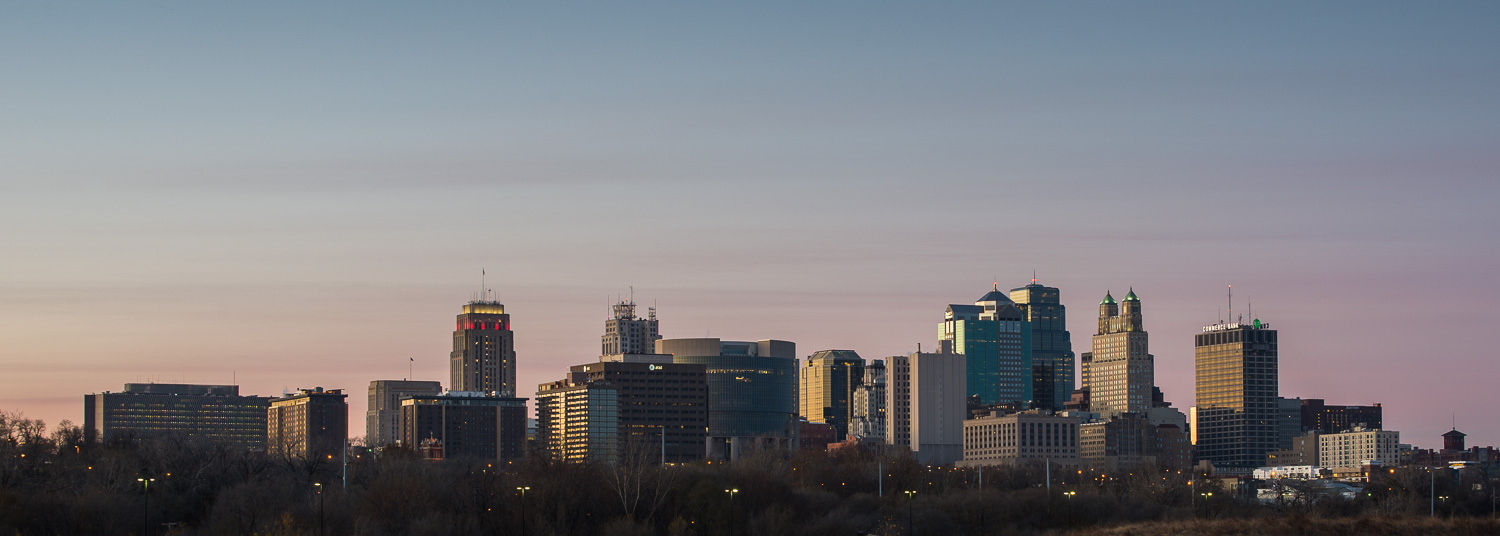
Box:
2;2;1497;447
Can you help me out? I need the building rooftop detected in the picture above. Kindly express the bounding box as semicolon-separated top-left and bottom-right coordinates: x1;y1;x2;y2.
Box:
1101;291;1116;305
976;284;1014;304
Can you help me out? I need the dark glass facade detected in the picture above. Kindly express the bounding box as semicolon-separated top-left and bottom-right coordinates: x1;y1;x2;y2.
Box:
675;354;797;438
401;394;527;461
1010;283;1076;411
1194;323;1278;469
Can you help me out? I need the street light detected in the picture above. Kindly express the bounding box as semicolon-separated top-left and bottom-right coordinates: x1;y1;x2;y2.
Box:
724;489;739;536
314;483;325;536
517;486;531;536
905;490;917;536
1064;491;1076;526
137;478;155;536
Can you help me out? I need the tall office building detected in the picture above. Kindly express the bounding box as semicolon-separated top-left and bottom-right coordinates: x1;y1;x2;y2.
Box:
1089;289;1153;419
1194;318;1279;469
1010;280;1075;411
885;350;966;465
799;349;865;441
601;298;660;356
535;360;708;463
400;391;527;461
366;380;442;447
268;388;348;461
659;338;798;460
939;285;1028;406
83;383;272;449
450;299;517;397
849;359;886;441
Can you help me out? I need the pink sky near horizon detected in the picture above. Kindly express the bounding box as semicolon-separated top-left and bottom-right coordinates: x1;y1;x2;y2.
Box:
2;2;1497;451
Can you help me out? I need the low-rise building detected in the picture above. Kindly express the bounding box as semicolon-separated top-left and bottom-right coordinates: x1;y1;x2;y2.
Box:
959;410;1080;468
1318;428;1399;473
84;383;272;449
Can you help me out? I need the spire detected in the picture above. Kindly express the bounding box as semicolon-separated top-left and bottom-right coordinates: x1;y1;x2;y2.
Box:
1123;287;1139;302
1100;291;1116;305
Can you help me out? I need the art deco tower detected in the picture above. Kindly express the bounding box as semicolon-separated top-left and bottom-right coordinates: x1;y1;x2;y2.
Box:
450;296;517;396
601;298;660;356
1089;289;1153;419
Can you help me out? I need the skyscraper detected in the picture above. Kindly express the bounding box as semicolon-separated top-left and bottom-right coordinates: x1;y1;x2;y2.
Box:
1010;280;1075;411
1194;318;1279;469
601;298;660;356
1089;289;1153;419
799;349;865;441
366;380;442;447
450;299;517;397
939;285;1028;406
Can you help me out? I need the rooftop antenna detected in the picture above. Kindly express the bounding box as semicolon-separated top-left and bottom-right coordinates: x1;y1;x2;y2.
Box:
1032;270;1037;285
1228;285;1233;324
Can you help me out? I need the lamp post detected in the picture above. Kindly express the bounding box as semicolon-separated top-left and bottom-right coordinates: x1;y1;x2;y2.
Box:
517;486;531;536
1064;491;1076;527
314;483;324;536
904;490;917;536
137;478;155;536
724;488;739;536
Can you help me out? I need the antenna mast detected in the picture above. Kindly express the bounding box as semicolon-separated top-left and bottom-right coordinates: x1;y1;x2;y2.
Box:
1228;285;1232;323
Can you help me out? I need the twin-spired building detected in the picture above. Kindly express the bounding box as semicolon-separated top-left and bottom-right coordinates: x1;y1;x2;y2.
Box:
1087;289;1153;419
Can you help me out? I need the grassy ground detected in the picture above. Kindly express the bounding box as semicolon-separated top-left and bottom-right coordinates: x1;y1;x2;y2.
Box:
1058;516;1500;536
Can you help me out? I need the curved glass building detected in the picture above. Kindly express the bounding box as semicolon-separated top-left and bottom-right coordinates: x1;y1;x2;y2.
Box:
659;338;798;459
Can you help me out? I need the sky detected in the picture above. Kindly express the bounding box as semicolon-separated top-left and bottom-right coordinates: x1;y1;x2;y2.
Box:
2;2;1497;450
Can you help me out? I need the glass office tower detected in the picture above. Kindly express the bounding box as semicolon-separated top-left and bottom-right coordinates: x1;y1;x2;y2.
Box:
1010;280;1075;411
940;286;1029;406
659;338;798;460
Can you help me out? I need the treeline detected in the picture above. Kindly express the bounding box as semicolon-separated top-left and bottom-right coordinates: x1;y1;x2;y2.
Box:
1;412;1495;535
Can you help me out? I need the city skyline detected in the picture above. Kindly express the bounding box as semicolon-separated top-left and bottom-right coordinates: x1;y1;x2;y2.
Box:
2;2;1496;450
